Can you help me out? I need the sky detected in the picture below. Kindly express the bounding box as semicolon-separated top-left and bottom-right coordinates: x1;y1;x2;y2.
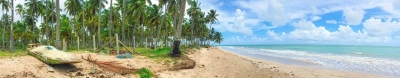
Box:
2;0;400;46
196;0;400;46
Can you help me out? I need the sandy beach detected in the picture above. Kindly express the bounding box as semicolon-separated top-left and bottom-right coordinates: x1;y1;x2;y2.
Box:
158;47;383;78
0;47;384;78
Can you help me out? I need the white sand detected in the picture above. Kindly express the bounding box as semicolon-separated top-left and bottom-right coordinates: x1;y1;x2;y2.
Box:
158;47;384;78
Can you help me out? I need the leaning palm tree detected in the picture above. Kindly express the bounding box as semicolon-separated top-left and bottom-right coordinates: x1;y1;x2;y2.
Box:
170;0;186;57
0;0;10;51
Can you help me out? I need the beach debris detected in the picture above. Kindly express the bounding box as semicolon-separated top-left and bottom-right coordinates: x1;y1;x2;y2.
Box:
45;64;54;72
116;53;133;59
171;56;196;70
198;64;205;68
76;72;84;76
81;54;138;74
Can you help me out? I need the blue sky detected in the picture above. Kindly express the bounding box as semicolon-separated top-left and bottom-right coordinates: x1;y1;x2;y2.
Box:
195;0;400;46
5;0;400;46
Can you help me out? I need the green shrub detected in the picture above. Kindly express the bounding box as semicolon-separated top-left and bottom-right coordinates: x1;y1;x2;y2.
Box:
138;67;153;78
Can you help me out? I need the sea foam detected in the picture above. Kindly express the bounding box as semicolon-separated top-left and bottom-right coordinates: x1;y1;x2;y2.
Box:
221;46;400;77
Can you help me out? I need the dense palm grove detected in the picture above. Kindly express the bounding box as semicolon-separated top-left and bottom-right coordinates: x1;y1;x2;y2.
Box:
0;0;223;55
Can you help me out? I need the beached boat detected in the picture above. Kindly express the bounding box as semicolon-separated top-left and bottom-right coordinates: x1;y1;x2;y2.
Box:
27;44;81;64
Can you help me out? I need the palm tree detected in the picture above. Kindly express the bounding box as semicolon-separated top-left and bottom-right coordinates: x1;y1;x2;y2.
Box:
65;0;82;49
88;0;107;48
187;0;201;45
25;0;45;44
155;0;174;49
206;9;218;45
0;0;10;51
43;0;56;45
56;0;61;48
108;0;113;47
170;0;186;57
10;0;14;52
213;32;223;45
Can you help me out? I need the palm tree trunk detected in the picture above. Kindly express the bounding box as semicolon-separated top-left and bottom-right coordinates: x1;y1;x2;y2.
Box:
155;3;171;49
97;3;101;49
121;0;126;45
132;24;136;52
109;0;113;48
170;0;186;57
56;0;61;49
2;11;5;51
10;0;14;52
208;24;212;46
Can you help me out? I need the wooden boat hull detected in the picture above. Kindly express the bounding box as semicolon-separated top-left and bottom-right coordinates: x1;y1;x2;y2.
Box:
27;52;82;65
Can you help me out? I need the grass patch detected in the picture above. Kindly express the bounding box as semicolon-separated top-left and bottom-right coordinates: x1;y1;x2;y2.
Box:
137;67;153;78
0;49;28;58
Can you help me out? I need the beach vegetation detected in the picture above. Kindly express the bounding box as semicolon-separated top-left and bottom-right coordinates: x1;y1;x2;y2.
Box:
0;0;223;58
137;67;153;78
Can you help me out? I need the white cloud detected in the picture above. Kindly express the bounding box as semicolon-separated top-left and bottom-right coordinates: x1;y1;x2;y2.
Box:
343;8;366;25
362;17;400;37
233;0;400;26
267;19;396;45
311;16;321;21
326;20;338;24
214;9;253;36
267;30;285;40
236;0;292;26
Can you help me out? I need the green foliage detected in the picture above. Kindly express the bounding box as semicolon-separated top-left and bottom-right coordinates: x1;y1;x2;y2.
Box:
138;47;171;58
0;50;27;58
138;67;153;78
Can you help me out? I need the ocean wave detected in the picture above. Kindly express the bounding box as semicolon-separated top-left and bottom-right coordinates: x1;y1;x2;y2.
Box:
221;46;400;76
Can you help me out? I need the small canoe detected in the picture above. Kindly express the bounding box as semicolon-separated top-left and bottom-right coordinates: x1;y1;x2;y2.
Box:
27;52;82;65
27;46;81;65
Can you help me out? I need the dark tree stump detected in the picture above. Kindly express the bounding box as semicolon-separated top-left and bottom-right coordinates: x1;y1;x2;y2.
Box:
170;40;181;57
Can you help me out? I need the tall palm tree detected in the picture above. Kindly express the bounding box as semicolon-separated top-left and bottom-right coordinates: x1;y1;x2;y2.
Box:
65;0;82;49
25;0;45;44
170;0;186;57
187;0;201;45
0;0;10;51
10;0;14;52
155;0;174;49
56;0;61;48
206;9;218;45
43;0;56;45
88;0;107;48
108;0;113;47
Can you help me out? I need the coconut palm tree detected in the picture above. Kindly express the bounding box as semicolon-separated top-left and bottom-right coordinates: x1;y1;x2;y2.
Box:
10;0;14;52
170;0;186;57
0;0;10;51
25;0;45;43
187;0;201;45
108;0;113;47
88;0;107;48
206;9;218;45
56;0;61;48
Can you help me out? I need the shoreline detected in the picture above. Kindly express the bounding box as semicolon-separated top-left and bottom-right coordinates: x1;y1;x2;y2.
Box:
217;47;385;78
158;47;383;78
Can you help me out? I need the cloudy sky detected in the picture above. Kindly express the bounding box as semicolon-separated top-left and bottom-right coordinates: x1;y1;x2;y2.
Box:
3;0;400;46
196;0;400;46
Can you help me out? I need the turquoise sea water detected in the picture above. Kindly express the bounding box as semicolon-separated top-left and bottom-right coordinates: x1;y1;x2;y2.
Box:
219;45;400;77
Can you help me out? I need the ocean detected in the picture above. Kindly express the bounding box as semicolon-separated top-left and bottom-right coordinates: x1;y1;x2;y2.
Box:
219;45;400;77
